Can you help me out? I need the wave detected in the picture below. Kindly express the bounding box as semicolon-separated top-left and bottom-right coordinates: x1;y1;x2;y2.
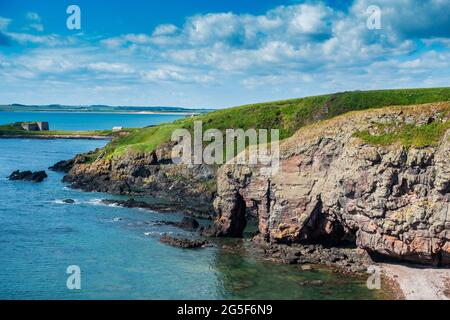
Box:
144;231;173;237
51;199;76;205
85;198;119;207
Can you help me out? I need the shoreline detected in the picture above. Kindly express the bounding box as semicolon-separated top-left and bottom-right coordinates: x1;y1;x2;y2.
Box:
0;134;112;140
0;110;201;115
382;263;450;300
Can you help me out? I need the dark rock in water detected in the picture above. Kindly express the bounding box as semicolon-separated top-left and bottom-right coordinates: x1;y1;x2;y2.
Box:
9;170;48;183
159;235;209;249
122;198;150;209
297;280;324;287
49;159;75;173
8;170;32;180
200;224;219;237
100;198;204;217
63;199;75;204
155;217;200;231
178;217;200;230
102;198;154;210
31;171;47;182
252;240;372;274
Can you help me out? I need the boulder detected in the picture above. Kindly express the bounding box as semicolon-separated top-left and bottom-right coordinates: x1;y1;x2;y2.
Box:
154;217;200;231
177;217;200;230
159;235;209;249
297;280;324;286
49;159;75;173
9;170;48;183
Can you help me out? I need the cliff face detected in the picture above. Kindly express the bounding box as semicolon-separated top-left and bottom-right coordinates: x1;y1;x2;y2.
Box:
63;142;216;217
213;103;450;265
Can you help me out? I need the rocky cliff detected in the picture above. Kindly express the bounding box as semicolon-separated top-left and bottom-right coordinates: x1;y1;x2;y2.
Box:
62;143;216;217
212;102;450;266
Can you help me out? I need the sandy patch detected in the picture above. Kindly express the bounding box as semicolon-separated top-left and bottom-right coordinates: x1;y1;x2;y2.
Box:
382;263;450;300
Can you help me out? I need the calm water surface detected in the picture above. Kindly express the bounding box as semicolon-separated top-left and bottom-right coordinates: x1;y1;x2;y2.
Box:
0;111;185;130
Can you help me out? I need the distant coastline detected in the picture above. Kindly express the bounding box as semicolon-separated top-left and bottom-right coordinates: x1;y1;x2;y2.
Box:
0;104;212;115
0;134;113;140
1;110;201;116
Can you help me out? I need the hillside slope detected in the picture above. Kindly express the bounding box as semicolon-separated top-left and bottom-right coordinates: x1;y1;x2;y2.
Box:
103;87;450;158
60;88;450;216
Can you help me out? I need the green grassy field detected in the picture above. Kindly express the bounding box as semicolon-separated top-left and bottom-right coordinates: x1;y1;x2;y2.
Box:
101;87;450;158
354;119;450;148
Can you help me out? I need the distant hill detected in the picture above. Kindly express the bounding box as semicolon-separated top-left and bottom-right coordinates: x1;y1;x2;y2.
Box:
0;104;212;114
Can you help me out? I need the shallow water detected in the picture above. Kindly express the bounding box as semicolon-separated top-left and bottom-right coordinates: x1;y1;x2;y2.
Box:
0;114;388;300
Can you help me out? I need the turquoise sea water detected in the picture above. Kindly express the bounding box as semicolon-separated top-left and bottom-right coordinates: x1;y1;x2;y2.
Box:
0;111;185;130
0;113;386;300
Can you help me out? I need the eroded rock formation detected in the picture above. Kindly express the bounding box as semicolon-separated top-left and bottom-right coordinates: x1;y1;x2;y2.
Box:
213;103;450;265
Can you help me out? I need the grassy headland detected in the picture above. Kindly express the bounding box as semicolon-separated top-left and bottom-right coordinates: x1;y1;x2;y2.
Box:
0;123;137;139
102;87;450;158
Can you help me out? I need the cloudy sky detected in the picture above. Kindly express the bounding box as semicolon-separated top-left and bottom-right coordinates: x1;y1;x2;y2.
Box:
0;0;449;108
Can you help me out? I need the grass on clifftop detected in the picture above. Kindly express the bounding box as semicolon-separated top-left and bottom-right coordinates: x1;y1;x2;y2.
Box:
354;120;450;148
102;87;450;158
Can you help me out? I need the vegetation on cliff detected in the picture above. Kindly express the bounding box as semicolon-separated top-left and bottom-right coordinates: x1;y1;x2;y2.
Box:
102;87;450;158
354;120;450;148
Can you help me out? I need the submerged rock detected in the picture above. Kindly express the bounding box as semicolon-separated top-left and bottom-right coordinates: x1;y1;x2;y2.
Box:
49;159;75;173
159;235;209;249
156;217;200;231
63;199;75;204
100;198;210;219
178;217;200;230
9;170;48;183
297;280;324;287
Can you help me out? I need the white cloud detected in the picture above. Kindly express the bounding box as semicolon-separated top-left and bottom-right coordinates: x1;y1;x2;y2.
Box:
0;16;11;31
5;32;72;46
98;1;422;76
285;3;333;35
26;12;44;32
87;62;135;74
152;24;178;36
1;2;450;107
29;23;44;32
352;0;450;39
26;12;41;22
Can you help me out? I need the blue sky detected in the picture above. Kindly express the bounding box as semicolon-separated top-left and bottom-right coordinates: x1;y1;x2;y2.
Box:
0;0;449;108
